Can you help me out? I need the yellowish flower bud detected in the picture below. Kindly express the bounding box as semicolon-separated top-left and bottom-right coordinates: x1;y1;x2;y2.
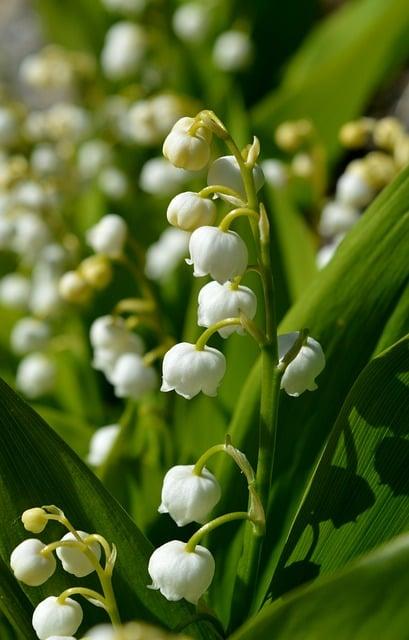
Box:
21;507;48;533
339;118;374;148
373;117;404;151
364;151;396;189
79;255;113;289
59;270;92;304
275;119;314;152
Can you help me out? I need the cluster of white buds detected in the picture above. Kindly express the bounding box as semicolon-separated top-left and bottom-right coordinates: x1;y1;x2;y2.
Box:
10;506;119;640
318;116;408;268
139;157;190;196
126;94;188;146
24;103;90;143
90;314;157;400
160;111;325;400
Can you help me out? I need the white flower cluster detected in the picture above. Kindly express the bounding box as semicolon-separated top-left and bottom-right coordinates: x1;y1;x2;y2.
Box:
10;508;104;640
90;314;157;400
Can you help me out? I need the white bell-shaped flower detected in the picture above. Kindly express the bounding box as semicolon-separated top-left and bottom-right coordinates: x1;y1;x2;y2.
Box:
145;228;189;282
319;201;360;237
212;30;253;72
29;278;62;318
92;333;144;379
167;192;216;231
172;3;209;43
187;226;248;283
90;315;133;350
46;636;76;640
32;596;83;640
278;332;325;397
98;167;128;200
163;117;212;171
77;139;111;180
198;281;257;337
56;531;101;577
86;214;127;257
101;22;146;80
148;540;215;604
110;353;158;399
161;342;226;399
335;171;374;208
16;352;56;398
10;317;50;355
207;155;264;201
12;212;50;258
87;424;120;466
0;273;31;310
84;625;116;640
159;464;221;526
10;539;56;586
139;157;188;196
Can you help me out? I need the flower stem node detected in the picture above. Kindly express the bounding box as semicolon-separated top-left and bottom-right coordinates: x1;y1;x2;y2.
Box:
148;540;215;604
86;214;127;258
159;465;221;526
10;539;56;586
56;531;101;577
163;117;212;171
21;507;48;533
166;191;216;231
198;281;257;337
32;596;83;640
161;342;226;399
187;225;248;283
207;155;264;202
278;332;325;396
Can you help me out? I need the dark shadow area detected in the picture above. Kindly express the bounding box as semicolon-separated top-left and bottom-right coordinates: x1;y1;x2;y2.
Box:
374;436;409;496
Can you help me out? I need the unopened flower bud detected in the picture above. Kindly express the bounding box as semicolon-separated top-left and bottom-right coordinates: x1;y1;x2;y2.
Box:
291;152;314;178
32;596;83;640
161;342;226;399
159;465;221;526
261;159;288;188
56;531;101;577
187;226;248;283
21;507;48;533
145;228;189;281
278;332;325;396
198;281;256;337
163;117;211;171
148;540;215;604
10;317;50;355
172;3;210;43
86;214;127;257
335;170;374;208
0;273;31;310
212;30;253;72
110;353;158;398
139;157;188;196
167;191;216;231
373;117;404;151
16;352;56;398
339;118;374;148
87;424;120;466
59;271;92;304
318;201;360;237
207;155;264;201
275;120;314;152
101;22;146;80
79;255;113;289
10;539;56;586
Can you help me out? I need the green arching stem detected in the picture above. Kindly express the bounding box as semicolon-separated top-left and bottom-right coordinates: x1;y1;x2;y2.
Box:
219;208;259;232
193;444;227;475
44;511;121;627
195;318;241;350
185;512;250;553
198;184;243;201
57;587;107;608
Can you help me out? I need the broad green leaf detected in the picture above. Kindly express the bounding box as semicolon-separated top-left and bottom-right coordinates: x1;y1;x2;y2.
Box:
0;379;220;640
0;557;34;639
230;533;409;640
209;167;409;625
32;405;94;457
269;336;409;600
252;0;409;160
